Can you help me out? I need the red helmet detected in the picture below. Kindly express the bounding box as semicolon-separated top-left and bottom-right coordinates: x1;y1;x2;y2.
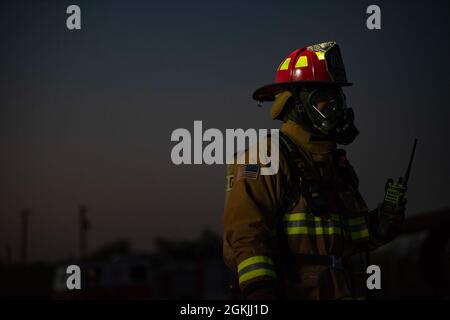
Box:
253;41;352;101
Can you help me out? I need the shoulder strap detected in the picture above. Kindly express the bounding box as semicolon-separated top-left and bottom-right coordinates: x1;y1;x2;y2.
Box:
278;132;310;213
332;148;359;190
278;132;330;216
279;132;321;178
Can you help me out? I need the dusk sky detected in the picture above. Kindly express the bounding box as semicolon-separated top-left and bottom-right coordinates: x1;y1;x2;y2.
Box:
1;0;450;262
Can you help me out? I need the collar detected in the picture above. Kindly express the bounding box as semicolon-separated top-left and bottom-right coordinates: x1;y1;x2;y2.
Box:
280;120;337;158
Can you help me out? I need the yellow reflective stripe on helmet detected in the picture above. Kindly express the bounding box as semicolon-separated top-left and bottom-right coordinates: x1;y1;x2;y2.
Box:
239;269;276;285
278;58;291;70
315;51;325;60
295;56;308;68
237;256;274;273
286;226;342;235
351;229;370;240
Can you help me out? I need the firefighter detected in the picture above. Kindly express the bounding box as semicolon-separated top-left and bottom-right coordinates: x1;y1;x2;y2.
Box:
222;41;406;300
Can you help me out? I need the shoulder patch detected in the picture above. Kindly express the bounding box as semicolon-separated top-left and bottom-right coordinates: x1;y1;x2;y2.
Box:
225;164;234;192
226;174;234;192
236;164;260;181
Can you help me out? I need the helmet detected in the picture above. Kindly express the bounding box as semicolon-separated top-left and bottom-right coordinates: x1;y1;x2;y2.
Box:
253;41;351;102
256;41;358;145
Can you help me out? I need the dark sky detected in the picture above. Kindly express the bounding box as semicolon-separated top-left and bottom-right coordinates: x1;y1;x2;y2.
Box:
1;0;450;262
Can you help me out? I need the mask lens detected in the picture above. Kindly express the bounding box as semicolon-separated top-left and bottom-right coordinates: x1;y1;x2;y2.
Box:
311;88;344;113
298;87;358;144
310;87;345;117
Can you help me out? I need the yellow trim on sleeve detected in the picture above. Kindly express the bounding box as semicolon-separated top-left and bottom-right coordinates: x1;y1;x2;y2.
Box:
239;269;276;284
237;256;274;273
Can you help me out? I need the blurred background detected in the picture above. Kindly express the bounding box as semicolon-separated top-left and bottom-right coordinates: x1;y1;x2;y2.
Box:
1;0;450;299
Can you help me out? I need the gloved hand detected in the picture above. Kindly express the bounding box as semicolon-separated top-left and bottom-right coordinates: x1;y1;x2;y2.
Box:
370;177;407;242
242;279;278;300
375;202;405;242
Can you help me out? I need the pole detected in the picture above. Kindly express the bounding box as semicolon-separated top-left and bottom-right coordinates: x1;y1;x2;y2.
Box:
20;209;29;264
79;205;88;260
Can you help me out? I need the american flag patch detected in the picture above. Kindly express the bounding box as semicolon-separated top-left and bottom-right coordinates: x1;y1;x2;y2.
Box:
236;164;260;180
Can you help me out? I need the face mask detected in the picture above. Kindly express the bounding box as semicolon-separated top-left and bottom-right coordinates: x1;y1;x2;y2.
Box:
298;87;359;145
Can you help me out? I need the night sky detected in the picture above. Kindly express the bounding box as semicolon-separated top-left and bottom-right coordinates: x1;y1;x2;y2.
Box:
1;0;450;262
